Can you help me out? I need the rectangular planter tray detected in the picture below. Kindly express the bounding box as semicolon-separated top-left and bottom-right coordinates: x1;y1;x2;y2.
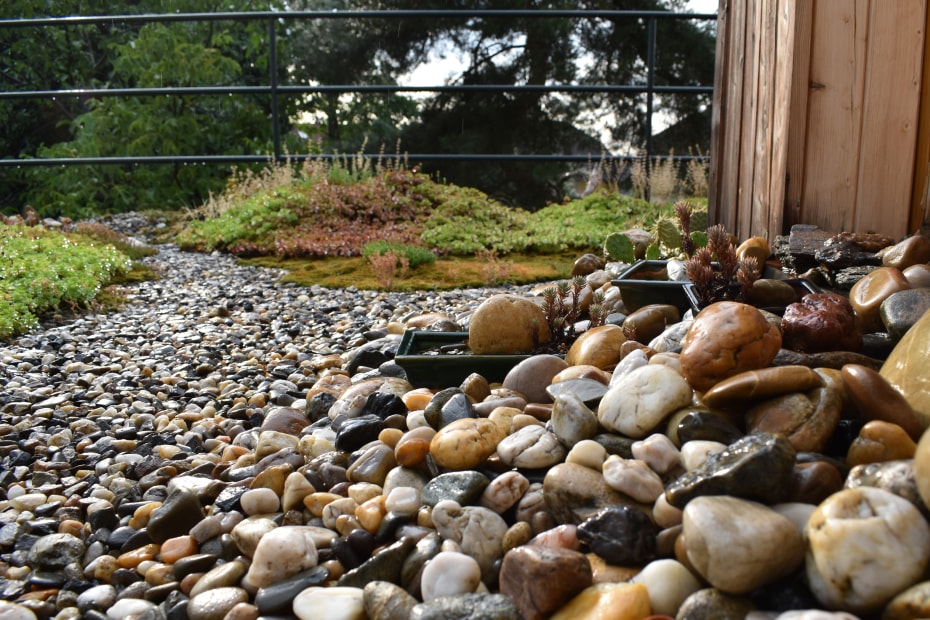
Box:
395;330;530;389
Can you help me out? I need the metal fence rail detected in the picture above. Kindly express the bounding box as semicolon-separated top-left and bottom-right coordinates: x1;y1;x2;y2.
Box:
0;9;716;169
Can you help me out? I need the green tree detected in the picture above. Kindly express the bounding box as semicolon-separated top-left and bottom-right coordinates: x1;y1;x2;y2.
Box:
285;0;715;209
2;0;283;217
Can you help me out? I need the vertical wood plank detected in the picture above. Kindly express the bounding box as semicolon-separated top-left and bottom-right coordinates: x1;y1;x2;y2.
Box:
800;0;868;231
913;1;930;230
855;0;925;237
736;0;761;237
749;0;778;241
708;0;729;227
767;0;798;240
713;0;748;233
785;0;814;230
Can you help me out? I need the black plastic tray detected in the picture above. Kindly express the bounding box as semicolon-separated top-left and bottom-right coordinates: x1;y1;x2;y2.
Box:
395;330;531;389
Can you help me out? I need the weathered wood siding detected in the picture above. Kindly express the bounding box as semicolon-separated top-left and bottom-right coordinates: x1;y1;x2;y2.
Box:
710;0;928;245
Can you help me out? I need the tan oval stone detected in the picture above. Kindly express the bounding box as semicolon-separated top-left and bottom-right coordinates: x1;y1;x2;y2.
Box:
736;236;770;269
903;264;930;288
701;365;823;409
683;495;804;594
467;294;550;354
429;417;505;470
622;304;680;344
849;267;910;333
679;301;782;392
846;420;917;467
882;235;930;270
884;580;930;620
550;582;651;620
552;364;611;385
565;324;627;370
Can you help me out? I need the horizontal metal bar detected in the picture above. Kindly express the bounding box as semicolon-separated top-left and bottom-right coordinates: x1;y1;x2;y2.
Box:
0;153;710;167
0;84;714;100
1;10;716;29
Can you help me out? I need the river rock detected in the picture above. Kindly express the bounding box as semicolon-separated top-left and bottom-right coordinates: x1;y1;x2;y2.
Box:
410;593;521;620
421;471;489;507
841;363;923;440
550;392;599;447
748;278;797;307
572;253;605;276
881;289;930;341
597;364;692;438
544;462;650;524
679;301;782;391
846;421;916;466
881;233;930;269
903;263;930;288
845;459;927;520
496;425;567;469
502;354;568;404
420;551;482;600
623;304;680;343
630;559;702;616
293;586;365;620
362;581;418;620
244;525;319;589
430;500;508;579
682;495;804;594
806;486;930;615
188;587;249;620
745;385;842;453
880;307;930;427
429;417;504;470
576;504;658;566
781;293;863;353
849;267;911;333
701;365;824;409
550;582;651;620
499;545;592;620
467;294;550;354
883;581;930;620
565;324;627;370
601;455;664;503
665;433;797;508
675;587;756;619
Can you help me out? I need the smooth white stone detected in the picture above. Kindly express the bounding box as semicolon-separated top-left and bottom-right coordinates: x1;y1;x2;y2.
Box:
602;455;664;503
10;493;47;511
187;587;248;620
772;502;816;538
496;425;566;469
106;598;158;620
598;365;693;437
230;517;277;558
384;486;421;516
631;433;681;474
679;439;727;470
431;500;508;578
76;584;117;611
239;487;281;516
406;410;431;429
0;601;36;620
653;492;683;529
806;487;930;615
244;525;319;588
293;586;365;620
420;551;482;600
565;439;607;470
608;348;649;387
631;559;702;616
479;470;529;513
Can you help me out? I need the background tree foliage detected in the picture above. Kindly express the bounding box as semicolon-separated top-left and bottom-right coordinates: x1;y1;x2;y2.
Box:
1;0;715;217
